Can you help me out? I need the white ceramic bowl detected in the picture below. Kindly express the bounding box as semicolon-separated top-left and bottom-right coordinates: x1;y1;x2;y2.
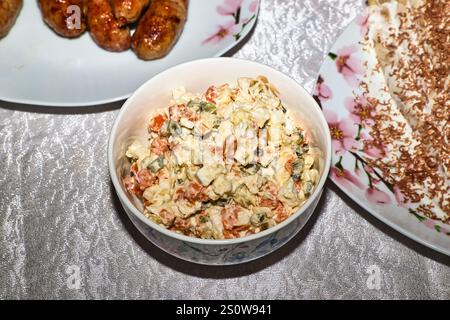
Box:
108;58;331;265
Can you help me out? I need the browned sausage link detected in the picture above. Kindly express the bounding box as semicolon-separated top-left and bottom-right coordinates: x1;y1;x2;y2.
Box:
131;0;188;60
87;0;131;52
111;0;150;25
38;0;87;38
0;0;22;38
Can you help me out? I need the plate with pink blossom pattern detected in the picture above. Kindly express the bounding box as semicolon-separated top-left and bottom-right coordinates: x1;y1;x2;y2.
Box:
0;0;259;107
313;12;450;256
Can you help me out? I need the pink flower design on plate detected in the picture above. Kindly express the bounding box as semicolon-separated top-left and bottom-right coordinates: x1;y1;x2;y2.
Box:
323;109;357;155
355;14;369;36
345;95;375;126
365;187;391;204
423;218;436;229
331;167;365;190
393;185;407;207
355;165;363;177
217;0;243;16
202;21;240;45
315;76;333;102
329;45;364;87
249;0;259;13
362;136;386;158
364;144;384;158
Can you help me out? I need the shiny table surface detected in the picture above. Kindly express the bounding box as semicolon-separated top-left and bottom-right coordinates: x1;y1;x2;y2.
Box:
1;0;449;299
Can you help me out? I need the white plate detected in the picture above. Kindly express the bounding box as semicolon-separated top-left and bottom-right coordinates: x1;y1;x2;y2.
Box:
314;12;450;256
0;0;259;106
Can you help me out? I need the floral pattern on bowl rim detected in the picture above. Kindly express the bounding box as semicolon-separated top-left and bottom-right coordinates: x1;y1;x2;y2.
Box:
313;12;450;256
122;194;318;265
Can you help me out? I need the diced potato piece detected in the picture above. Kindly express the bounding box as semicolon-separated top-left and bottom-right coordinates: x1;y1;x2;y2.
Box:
177;200;201;218
180;117;194;129
208;207;224;239
143;183;171;207
215;85;233;108
172;142;191;165
259;165;275;178
204;186;220;201
230;108;252;126
302;168;319;183
252;108;270;128
193;112;216;136
278;178;300;208
304;154;315;169
196;164;225;186
242;175;261;194
304;168;320;184
270;109;285;126
259;145;276;167
275;168;291;186
236;208;252;226
268;125;282;147
284;113;296;135
212;175;232;196
234;185;258;208
126;140;149;160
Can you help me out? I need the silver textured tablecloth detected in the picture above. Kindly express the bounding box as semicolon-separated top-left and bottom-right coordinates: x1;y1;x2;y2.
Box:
1;0;449;300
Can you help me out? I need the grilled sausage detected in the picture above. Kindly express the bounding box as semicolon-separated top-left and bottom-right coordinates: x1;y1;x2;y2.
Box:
0;0;22;38
131;0;188;60
111;0;150;25
87;0;131;52
38;0;87;38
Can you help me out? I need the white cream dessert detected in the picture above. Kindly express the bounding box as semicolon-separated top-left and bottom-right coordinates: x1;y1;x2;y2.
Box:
361;0;449;222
